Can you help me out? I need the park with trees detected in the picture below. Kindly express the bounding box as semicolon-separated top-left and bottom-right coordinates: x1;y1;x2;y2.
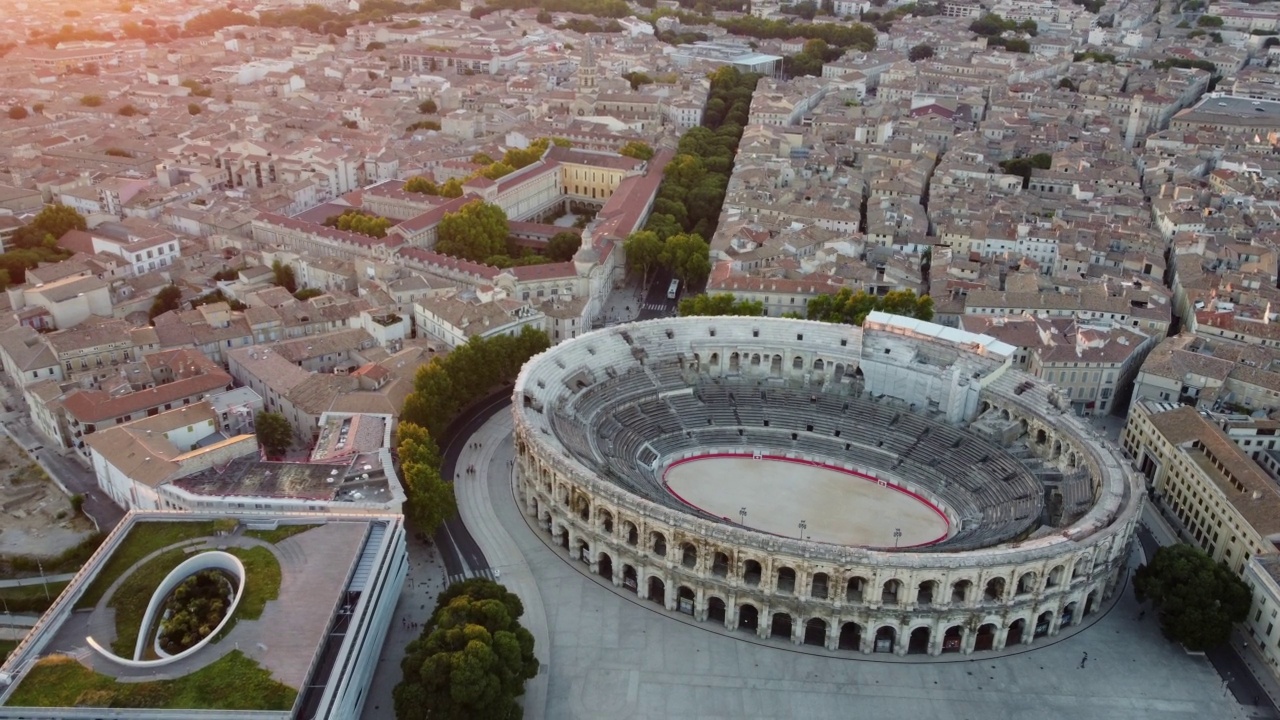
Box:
157;569;236;655
678;292;765;317
0;204;83;288
323;209;394;238
1134;543;1251;651
806;288;934;325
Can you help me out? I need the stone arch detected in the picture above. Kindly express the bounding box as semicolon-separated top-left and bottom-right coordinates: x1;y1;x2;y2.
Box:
751;353;761;367
1035;610;1054;638
811;572;830;599
597;551;613;580
676;585;695;615
1052;439;1063;460
738;603;759;632
709;352;719;367
942;625;964;653
743;559;763;586
907;626;930;654
1072;553;1092;579
804;618;827;646
838;622;862;650
834;362;845;380
1062;601;1078;627
691;352;701;371
777;566;797;594
680;541;697;568
1035;428;1048;446
1084;589;1099;616
1006;618;1026;645
881;579;902;605
1068;453;1079;469
792;355;804;370
981;400;992;414
813;358;825;373
647;576;666;605
975;623;998;651
707;596;727;624
983;577;1005;601
770;612;793;640
1046;565;1065;589
951;579;972;605
711;551;730;578
916;579;938;605
847;576;867;602
1001;408;1011;421
574;496;590;522
650;531;667;557
1016;571;1037;595
623;520;638;546
598;508;614;534
554;522;569;549
622;564;638;592
729;352;740;372
873;625;896;653
575;537;590;563
770;354;783;376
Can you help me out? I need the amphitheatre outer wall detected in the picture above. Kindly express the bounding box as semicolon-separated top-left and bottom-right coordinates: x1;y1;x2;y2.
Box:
512;313;1144;657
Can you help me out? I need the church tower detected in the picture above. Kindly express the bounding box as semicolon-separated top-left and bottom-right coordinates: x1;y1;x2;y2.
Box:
578;36;597;91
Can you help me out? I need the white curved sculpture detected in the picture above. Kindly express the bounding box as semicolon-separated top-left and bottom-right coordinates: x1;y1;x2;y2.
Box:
87;551;246;669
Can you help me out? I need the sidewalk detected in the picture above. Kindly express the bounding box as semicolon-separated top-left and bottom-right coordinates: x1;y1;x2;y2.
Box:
452;410;549;720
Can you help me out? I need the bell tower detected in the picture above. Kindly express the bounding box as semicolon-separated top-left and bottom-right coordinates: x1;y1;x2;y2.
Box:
578;36;597;91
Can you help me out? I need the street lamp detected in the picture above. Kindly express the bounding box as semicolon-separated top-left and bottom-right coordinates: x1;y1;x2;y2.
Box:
798;519;807;539
739;507;748;525
893;528;902;548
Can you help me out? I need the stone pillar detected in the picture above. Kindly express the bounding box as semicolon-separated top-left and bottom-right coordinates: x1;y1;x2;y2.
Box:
694;588;707;622
1049;606;1065;636
792;618;804;646
567;529;579;562
994;628;1009;651
725;601;738;631
826;621;839;651
928;624;945;656
664;578;677;612
859;630;873;655
894;630;909;657
757;605;771;640
962;628;979;655
612;560;623;587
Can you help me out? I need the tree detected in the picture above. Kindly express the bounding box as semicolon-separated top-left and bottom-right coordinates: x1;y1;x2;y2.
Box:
254;411;293;457
661;233;712;287
271;259;297;293
11;204;85;250
7;106;27;120
118;104;139;116
1196;14;1223;26
623;230;664;287
187;102;202;115
417;98;437;114
546;231;581;262
806;288;933;325
366;41;386;50
396;422;456;535
148;284;183;322
436;201;509;262
1134;543;1250;651
618;141;655;161
80;95;102;107
908;43;934;61
1057;77;1078;91
403;176;439;195
679;292;765;316
393;578;538;720
622;71;653;90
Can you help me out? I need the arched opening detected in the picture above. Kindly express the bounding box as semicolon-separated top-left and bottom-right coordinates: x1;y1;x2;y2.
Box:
792;356;804;370
908;626;930;654
814;358;825;372
804;618;827;646
1062;602;1077;627
1035;428;1047;445
651;531;667;557
1006;618;1026;646
540;510;552;532
811;572;829;599
874;626;896;653
847;576;866;602
833;363;845;380
1072;556;1090;579
981;400;991;414
777;566;796;594
597;552;613;581
751;353;761;367
951;579;972;605
681;542;697;568
622;565;638;592
942;625;963;653
647;577;666;605
975;623;997;651
839;622;862;650
743;560;762;587
1034;610;1053;638
916;580;937;605
729;352;740;372
677;585;695;615
881;579;901;605
707;596;726;624
598;509;613;534
984;577;1005;601
770;354;782;376
709;352;719;367
1052;439;1062;459
576;499;589;522
1046;565;1065;589
770;612;793;641
738;604;759;632
557;526;569;550
712;551;730;577
624;522;638;546
1084;590;1098;616
1001;408;1011;421
1068;453;1078;469
1016;572;1037;595
575;538;590;563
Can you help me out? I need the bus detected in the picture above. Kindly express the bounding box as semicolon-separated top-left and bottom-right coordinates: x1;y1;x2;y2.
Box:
667;279;680;300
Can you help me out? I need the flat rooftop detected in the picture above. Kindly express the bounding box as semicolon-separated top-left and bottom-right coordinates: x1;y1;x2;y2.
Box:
171;455;391;502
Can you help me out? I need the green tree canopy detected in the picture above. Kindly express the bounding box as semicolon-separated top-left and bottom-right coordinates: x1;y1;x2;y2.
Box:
618;141;655;161
678;292;765;316
806;288;933;325
396;422;455;535
661;232;712;287
187;102;202;115
436;200;509;262
13;204;86;249
418;98;437;114
1134;543;1250;651
404;176;438;195
908;43;934;61
545;231;581;262
393;578;538;720
623;230;664;287
7;106;27;120
254;411;293;457
80;95;103;107
271;259;297;293
148;284;183;322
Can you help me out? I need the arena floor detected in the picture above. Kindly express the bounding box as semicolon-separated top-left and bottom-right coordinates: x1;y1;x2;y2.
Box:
662;455;950;548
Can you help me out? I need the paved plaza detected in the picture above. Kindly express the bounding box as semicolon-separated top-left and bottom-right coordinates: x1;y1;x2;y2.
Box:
441;409;1248;720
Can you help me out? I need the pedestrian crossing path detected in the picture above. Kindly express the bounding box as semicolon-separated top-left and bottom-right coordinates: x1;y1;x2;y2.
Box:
641;302;671;312
447;567;497;585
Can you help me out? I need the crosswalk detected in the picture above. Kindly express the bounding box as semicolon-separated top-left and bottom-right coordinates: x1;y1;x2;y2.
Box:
641;302;671;312
447;567;498;585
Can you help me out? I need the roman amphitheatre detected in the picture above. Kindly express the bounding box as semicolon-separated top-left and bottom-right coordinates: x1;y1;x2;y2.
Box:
512;312;1142;656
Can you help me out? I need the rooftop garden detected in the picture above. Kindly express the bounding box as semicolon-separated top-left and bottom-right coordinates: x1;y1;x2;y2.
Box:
75;520;220;610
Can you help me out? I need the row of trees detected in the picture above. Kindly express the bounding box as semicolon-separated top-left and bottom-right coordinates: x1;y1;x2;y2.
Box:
393;578;539;720
715;14;877;49
784;38;842;77
403;176;464;198
677;288;933;325
323;209;393;238
624;230;712;287
678;292;765;316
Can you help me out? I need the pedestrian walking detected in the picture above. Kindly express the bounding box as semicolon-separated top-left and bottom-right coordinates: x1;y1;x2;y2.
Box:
1079;652;1088;669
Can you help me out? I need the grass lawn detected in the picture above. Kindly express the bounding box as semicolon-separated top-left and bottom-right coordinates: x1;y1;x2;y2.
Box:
75;520;217;609
109;549;187;658
244;524;318;545
227;546;281;620
0;580;71;614
7;651;297;711
0;639;15;663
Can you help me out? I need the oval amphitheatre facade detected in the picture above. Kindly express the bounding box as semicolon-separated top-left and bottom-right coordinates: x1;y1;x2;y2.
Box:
512;312;1144;657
